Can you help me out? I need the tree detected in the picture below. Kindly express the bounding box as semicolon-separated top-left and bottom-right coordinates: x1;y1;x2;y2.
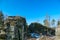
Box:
51;19;55;27
43;19;50;27
57;20;60;25
28;22;55;36
0;11;4;27
28;22;44;33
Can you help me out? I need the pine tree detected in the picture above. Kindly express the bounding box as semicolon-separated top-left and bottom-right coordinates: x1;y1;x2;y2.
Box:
51;19;55;27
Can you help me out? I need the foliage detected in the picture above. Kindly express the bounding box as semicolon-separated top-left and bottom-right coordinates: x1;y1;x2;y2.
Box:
28;22;55;37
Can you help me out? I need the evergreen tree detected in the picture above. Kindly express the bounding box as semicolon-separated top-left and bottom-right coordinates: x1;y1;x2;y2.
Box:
51;19;55;27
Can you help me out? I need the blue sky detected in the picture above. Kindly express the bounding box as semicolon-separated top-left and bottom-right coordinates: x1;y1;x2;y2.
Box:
0;0;60;25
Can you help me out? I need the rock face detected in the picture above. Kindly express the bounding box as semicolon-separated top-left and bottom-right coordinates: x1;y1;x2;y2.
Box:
55;21;60;40
55;28;60;40
0;11;6;40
